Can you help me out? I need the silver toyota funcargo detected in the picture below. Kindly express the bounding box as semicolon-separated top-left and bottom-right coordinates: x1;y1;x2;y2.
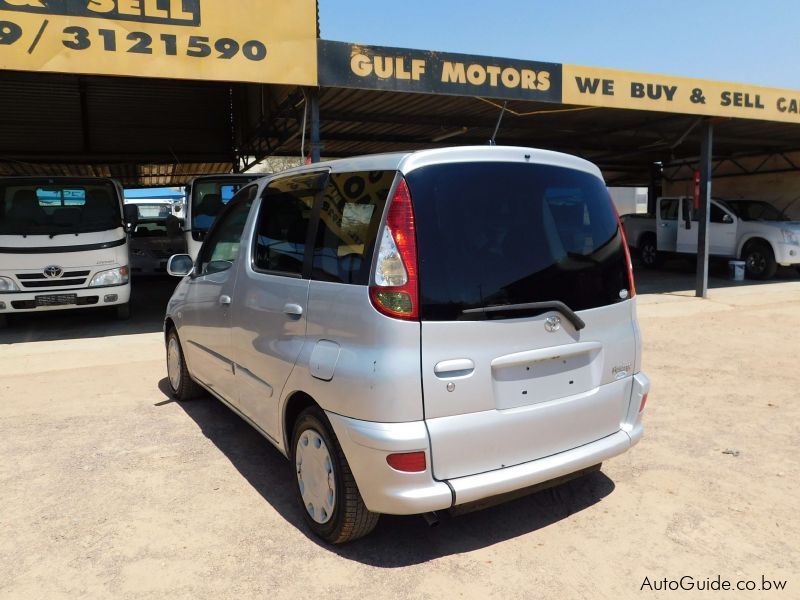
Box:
164;146;650;544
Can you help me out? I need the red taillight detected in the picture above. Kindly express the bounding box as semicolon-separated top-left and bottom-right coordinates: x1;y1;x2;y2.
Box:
611;195;636;298
386;451;427;473
639;392;648;412
369;177;419;320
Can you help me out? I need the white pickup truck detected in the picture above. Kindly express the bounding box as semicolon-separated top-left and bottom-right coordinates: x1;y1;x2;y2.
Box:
621;197;800;279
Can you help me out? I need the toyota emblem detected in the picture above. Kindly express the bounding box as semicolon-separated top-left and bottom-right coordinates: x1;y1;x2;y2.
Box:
544;316;561;332
43;266;64;279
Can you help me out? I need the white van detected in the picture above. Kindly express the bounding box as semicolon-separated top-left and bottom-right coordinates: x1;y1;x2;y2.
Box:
0;177;134;327
167;175;261;259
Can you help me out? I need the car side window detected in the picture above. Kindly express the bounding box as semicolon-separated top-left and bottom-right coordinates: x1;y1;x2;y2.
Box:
197;186;256;276
253;173;326;275
660;199;678;220
312;171;394;284
710;203;731;224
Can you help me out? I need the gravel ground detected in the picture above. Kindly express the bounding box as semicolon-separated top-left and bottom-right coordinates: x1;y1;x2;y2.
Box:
1;273;798;599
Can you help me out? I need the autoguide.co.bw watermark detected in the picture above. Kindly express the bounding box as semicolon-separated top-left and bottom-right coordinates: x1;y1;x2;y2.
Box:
640;574;788;592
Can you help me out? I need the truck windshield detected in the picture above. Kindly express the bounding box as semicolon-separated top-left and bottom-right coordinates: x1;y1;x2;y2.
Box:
0;179;121;236
190;179;256;235
722;200;788;222
407;162;631;321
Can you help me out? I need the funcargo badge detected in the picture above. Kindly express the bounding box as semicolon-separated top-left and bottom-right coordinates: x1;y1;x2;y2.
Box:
0;0;318;86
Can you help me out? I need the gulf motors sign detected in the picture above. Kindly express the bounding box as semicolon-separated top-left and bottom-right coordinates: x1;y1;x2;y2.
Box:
318;40;562;103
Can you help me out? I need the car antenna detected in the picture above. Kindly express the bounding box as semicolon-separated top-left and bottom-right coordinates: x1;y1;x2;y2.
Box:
489;101;507;146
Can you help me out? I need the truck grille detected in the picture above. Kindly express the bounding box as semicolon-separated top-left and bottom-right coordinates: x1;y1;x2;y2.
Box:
16;271;90;289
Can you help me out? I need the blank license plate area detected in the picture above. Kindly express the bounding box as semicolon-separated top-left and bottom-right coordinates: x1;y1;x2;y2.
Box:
36;294;78;307
492;353;596;410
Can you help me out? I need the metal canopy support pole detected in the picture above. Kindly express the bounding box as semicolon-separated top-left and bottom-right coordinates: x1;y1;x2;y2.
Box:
695;121;714;298
310;88;321;163
647;163;661;215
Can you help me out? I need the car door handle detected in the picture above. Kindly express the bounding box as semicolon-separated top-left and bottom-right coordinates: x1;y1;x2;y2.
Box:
219;295;232;306
434;359;475;378
283;303;304;316
660;223;670;227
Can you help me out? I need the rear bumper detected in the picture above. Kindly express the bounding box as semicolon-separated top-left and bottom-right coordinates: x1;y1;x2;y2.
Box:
0;283;130;314
326;372;647;515
449;428;637;506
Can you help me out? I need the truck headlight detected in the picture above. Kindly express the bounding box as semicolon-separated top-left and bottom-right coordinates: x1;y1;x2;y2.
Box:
90;266;129;287
0;276;19;292
781;229;799;245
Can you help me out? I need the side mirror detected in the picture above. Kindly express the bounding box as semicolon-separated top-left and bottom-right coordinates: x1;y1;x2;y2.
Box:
722;214;734;224
165;214;183;237
123;205;139;231
167;254;194;277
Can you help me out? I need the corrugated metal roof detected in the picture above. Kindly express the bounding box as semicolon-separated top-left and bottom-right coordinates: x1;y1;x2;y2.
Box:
0;71;236;186
2;70;799;187
262;87;800;184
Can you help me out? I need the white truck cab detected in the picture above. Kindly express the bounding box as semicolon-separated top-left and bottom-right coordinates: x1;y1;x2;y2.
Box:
167;174;261;259
622;197;800;279
0;177;134;326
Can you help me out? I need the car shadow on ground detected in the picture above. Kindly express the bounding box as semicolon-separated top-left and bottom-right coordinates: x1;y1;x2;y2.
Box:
1;276;177;344
157;378;616;566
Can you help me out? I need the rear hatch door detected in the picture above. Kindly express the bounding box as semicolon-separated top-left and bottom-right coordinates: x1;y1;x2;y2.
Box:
407;158;637;481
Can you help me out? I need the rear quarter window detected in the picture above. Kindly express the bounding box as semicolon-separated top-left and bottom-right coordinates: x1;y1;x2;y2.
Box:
312;171;394;285
406;162;631;321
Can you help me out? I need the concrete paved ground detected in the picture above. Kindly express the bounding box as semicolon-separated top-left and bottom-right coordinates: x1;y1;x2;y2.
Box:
1;271;798;599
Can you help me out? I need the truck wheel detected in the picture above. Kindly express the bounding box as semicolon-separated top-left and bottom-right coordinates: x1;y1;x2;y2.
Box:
743;241;777;280
166;329;203;400
115;303;131;320
638;234;662;268
291;406;379;544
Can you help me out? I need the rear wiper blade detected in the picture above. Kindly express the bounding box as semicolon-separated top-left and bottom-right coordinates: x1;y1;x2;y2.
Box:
462;301;586;331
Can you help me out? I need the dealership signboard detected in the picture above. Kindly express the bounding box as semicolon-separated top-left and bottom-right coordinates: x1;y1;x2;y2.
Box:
562;65;800;124
318;40;800;125
0;5;798;125
318;40;562;104
0;0;318;85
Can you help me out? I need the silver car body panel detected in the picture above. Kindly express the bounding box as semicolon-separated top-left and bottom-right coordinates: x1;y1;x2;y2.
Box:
327;372;648;514
290;280;424;423
421;299;638;480
165;146;647;516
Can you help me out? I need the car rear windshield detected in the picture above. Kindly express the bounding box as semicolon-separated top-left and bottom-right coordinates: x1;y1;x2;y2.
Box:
406;162;631;321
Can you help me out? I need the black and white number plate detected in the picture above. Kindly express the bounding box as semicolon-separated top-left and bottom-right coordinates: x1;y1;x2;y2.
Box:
35;294;78;307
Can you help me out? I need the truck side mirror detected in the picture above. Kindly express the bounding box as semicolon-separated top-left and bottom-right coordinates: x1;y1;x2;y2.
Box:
123;205;139;231
165;214;183;237
722;214;734;224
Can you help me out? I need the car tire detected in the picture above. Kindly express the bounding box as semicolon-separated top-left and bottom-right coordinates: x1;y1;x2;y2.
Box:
743;241;777;280
0;314;7;329
291;406;379;544
638;234;662;269
115;302;131;320
166;329;203;401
